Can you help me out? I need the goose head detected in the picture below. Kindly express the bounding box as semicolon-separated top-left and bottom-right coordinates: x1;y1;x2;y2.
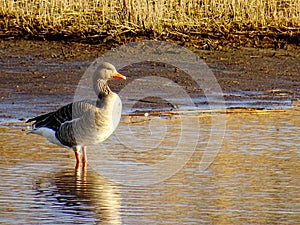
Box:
93;62;126;97
94;62;126;82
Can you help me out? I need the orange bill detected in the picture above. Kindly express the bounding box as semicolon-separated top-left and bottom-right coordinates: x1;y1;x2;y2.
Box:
112;72;126;80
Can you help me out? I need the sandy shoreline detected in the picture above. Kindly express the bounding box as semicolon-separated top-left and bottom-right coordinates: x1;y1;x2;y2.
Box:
0;39;299;120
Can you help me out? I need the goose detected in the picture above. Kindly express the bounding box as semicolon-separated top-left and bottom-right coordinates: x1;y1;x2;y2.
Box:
26;62;126;166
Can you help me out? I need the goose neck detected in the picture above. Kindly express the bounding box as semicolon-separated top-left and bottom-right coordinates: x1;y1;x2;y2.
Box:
94;79;111;98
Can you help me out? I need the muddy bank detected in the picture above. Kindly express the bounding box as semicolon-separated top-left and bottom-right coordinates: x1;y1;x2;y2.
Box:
0;39;299;120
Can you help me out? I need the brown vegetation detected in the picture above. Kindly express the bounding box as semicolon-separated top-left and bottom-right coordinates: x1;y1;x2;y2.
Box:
1;0;300;49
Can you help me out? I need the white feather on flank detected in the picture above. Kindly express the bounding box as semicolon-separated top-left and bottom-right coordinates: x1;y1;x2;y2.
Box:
27;127;65;147
60;117;80;127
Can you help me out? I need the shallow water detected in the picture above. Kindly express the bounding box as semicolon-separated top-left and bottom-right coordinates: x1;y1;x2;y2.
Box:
1;104;299;224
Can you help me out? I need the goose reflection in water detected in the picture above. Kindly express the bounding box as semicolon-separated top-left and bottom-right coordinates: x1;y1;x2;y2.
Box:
34;166;121;224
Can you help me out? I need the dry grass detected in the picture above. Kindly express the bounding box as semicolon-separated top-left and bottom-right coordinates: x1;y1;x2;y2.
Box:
0;0;300;47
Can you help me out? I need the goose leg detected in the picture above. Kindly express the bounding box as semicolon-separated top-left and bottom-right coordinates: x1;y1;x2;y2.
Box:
81;146;87;165
73;146;81;168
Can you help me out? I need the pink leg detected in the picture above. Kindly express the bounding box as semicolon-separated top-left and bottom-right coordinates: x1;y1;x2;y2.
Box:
73;146;81;167
81;146;87;166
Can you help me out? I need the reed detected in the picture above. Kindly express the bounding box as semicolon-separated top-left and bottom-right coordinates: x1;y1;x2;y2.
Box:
1;0;299;42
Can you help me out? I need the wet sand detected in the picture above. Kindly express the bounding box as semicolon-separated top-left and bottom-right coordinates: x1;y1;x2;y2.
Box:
0;39;299;120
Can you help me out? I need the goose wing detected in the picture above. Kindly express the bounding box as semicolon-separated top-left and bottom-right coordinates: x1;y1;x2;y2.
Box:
27;100;95;131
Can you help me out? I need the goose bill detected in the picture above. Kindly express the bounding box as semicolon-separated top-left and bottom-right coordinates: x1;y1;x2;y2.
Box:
112;72;126;80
